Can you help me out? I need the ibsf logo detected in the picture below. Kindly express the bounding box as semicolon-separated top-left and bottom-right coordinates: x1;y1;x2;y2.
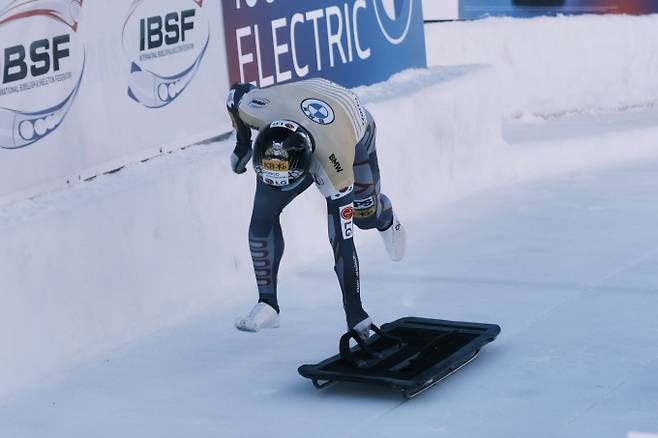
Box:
122;0;209;109
374;0;414;45
0;0;85;150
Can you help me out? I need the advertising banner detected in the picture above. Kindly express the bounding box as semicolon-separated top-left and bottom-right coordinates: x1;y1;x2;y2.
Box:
0;0;230;205
0;0;85;151
221;0;427;88
460;0;658;19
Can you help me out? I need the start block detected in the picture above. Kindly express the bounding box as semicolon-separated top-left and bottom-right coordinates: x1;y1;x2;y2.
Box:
298;317;501;398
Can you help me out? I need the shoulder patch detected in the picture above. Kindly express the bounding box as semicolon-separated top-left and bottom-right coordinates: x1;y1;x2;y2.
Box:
301;98;335;125
248;97;270;108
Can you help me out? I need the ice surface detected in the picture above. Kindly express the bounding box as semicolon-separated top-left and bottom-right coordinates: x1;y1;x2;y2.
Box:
1;157;658;438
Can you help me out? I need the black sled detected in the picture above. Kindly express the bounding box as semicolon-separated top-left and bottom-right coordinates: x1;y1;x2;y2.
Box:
298;317;501;398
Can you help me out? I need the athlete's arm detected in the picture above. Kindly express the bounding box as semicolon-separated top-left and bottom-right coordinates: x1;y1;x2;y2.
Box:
326;189;369;330
226;82;255;174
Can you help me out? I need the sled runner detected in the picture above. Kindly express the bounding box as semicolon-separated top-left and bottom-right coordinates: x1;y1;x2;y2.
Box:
298;317;501;398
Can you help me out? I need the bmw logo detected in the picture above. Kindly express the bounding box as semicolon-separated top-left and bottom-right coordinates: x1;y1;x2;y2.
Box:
301;98;335;125
373;0;414;45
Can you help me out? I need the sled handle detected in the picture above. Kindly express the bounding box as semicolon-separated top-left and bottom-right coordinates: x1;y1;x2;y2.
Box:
338;324;401;367
339;329;378;366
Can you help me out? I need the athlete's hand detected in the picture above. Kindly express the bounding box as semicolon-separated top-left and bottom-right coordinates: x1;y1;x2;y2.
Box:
230;140;252;174
226;83;255;141
226;83;256;174
226;82;255;111
227;101;251;145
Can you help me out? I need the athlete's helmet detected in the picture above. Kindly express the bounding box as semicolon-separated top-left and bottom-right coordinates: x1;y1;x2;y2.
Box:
253;120;314;188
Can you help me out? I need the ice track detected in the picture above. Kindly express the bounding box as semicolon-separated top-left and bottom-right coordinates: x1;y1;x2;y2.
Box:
2;122;658;438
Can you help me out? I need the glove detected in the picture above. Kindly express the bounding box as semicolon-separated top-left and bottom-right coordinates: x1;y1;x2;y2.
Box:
230;140;252;174
226;83;256;174
226;82;256;111
226;83;255;140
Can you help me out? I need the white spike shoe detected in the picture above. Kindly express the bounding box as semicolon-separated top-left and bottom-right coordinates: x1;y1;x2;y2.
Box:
353;317;373;340
380;214;406;262
235;302;280;332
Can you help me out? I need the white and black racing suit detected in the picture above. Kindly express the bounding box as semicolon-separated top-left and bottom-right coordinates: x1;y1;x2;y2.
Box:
227;79;393;329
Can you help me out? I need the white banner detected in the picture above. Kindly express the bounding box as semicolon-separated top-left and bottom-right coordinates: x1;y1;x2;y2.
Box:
0;0;230;205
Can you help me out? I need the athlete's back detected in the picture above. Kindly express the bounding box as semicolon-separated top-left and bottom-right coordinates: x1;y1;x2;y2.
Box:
238;79;368;194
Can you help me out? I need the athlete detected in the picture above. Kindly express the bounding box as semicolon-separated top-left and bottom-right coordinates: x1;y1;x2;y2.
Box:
226;78;406;340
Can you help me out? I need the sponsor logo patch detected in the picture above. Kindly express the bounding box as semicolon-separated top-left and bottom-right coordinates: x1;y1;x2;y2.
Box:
329;153;344;173
262;159;288;171
270;140;285;157
248;97;270;108
270;120;299;131
339;204;353;239
260;168;289;186
354;196;375;218
341;206;353;221
301;98;335;125
354;207;376;218
354;196;375;210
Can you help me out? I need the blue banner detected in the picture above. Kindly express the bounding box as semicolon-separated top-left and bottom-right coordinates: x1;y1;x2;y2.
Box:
222;0;426;88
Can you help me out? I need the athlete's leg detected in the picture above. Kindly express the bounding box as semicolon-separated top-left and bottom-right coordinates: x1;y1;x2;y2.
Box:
325;191;369;330
249;176;313;313
352;110;393;231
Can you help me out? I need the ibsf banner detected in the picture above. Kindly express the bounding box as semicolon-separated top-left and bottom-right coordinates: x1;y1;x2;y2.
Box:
0;0;85;150
0;0;230;206
222;0;427;88
122;0;210;108
460;0;658;19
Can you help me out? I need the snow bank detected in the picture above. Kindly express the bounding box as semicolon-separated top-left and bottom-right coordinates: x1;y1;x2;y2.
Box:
0;148;256;400
356;67;506;210
425;14;658;118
